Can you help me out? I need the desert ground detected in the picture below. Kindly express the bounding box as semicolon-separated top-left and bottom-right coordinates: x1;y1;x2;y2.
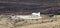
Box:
0;15;60;28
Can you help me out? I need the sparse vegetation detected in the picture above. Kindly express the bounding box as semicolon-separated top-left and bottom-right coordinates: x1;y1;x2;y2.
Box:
0;15;59;28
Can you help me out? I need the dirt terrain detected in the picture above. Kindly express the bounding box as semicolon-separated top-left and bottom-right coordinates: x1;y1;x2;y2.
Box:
0;15;59;28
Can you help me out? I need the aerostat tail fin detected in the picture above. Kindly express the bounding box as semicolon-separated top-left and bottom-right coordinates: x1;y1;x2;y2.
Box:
37;12;40;16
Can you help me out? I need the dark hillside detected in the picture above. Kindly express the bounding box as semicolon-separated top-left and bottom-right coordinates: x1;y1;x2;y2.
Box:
0;0;60;15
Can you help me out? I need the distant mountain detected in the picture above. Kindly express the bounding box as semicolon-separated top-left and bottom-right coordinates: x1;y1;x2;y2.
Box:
0;0;57;2
0;0;60;15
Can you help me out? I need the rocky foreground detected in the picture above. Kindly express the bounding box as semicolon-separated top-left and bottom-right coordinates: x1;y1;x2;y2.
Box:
0;15;59;28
